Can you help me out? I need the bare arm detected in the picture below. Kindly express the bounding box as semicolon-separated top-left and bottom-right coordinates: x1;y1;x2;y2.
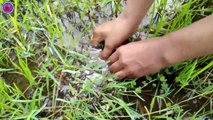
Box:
119;0;154;29
108;15;213;79
92;0;153;59
163;15;213;65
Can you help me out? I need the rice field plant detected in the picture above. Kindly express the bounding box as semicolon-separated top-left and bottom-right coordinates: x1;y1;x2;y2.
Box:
0;0;212;119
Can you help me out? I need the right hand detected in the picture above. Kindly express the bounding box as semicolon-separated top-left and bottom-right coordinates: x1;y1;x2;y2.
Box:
92;18;138;60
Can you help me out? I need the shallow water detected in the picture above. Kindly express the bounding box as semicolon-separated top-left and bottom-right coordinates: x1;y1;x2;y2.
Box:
55;0;212;118
124;82;212;117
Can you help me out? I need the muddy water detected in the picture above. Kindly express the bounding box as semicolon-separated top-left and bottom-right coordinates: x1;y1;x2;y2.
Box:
56;1;118;49
2;61;37;97
124;82;212;118
56;1;212;118
58;1;212;118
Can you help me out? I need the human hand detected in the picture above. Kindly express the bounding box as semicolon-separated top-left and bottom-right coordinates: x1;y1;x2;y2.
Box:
92;18;138;60
108;37;169;79
108;15;213;80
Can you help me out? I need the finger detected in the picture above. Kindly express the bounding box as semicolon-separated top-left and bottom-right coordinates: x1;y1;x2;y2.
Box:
108;51;119;65
100;45;113;60
109;61;123;73
91;29;104;46
115;70;126;80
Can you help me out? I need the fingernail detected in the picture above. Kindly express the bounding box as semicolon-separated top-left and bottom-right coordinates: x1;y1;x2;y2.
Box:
91;44;98;47
100;53;106;60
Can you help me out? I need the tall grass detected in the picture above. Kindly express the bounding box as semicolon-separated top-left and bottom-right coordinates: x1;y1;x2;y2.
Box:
0;0;212;119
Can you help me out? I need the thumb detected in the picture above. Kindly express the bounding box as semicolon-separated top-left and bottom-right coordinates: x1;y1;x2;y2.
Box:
91;28;104;46
100;45;113;60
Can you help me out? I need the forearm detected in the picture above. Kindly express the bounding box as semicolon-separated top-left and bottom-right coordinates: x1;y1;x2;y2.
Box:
118;0;153;28
162;15;213;65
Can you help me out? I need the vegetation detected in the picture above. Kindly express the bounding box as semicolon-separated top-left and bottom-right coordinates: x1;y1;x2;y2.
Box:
0;0;212;119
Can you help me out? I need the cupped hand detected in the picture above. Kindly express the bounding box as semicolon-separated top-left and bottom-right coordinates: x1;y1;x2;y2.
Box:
108;37;169;79
92;18;138;60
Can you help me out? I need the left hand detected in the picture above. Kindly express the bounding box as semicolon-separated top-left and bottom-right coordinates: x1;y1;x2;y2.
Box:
108;37;169;79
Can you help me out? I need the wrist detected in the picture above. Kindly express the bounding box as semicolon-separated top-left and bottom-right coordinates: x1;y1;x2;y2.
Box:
148;37;172;68
118;0;153;28
160;34;184;66
115;16;139;35
118;12;141;28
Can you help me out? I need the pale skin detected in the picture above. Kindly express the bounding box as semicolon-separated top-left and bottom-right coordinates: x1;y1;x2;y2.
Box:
92;0;213;79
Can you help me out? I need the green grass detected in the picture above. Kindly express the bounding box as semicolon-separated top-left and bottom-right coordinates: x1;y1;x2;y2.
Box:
0;0;213;119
